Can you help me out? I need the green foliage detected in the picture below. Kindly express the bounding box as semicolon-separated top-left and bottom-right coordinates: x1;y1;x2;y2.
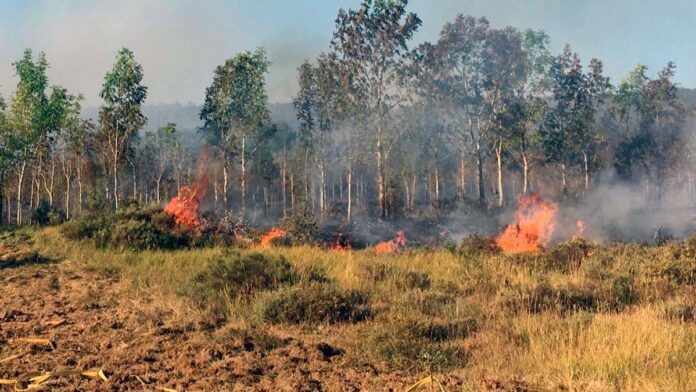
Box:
281;206;319;245
61;204;189;250
254;281;371;324
186;252;297;307
31;200;65;226
360;312;476;372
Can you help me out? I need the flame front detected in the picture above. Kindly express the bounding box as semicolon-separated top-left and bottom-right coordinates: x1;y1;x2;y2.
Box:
331;233;352;252
164;149;210;229
260;228;288;247
495;194;557;253
374;231;406;254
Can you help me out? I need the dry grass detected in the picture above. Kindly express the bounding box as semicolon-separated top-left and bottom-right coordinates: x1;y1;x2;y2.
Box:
20;226;696;390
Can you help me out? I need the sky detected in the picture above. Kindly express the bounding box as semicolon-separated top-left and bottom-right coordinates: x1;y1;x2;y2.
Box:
0;0;695;107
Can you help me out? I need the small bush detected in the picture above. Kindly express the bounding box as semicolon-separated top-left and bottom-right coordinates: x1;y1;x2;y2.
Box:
395;270;431;290
186;252;297;307
360;313;476;371
61;204;191;250
282;206;319;245
32;200;65;226
459;234;498;257
545;239;594;271
254;281;371;324
661;299;696;322
519;275;639;314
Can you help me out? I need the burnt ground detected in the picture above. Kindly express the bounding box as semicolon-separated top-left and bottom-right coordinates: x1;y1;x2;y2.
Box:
0;256;469;391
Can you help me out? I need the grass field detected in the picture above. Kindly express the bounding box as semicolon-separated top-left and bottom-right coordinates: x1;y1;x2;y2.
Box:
1;226;695;390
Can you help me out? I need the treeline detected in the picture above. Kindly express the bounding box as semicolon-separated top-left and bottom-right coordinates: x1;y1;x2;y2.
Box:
0;0;692;225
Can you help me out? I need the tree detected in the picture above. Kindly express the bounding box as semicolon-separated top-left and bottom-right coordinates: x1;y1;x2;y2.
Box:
541;45;600;195
200;48;270;215
331;0;421;218
98;48;148;210
143;123;177;204
7;50;71;223
55;92;84;218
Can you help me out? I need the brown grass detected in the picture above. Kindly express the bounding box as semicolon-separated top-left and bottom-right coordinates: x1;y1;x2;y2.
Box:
21;226;696;390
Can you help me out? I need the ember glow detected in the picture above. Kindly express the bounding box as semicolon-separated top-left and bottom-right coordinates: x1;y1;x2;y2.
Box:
330;233;352;252
495;194;557;254
576;220;586;235
374;230;406;254
260;228;288;247
164;150;210;229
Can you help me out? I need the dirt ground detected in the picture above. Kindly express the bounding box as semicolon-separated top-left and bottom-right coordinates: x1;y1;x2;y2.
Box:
0;255;472;391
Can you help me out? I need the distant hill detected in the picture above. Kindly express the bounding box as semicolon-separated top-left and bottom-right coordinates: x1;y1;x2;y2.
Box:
677;87;696;108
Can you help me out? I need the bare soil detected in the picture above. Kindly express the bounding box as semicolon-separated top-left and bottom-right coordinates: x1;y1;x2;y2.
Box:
0;256;470;391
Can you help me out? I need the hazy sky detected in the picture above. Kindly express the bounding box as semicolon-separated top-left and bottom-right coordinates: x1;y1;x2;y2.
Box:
1;0;694;106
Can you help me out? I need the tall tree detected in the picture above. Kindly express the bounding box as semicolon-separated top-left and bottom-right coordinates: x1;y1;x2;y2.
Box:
7;50;70;222
200;48;270;215
98;48;148;210
331;0;421;218
541;46;610;195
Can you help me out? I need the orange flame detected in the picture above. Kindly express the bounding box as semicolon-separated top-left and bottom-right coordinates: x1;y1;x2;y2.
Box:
495;194;557;253
375;231;406;254
576;220;586;234
330;233;353;252
164;149;210;229
260;228;288;247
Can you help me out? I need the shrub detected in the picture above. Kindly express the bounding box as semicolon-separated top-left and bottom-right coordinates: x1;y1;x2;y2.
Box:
519;275;639;314
254;281;371;324
186;252;297;307
61;204;192;250
459;234;498;257
360;313;476;371
32;199;65;226
282;206;319;245
545;238;594;271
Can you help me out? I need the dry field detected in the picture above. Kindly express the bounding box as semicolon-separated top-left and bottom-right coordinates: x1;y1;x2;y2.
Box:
0;226;695;391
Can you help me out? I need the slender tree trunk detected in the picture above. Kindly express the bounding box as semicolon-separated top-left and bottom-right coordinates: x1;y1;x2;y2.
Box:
411;168;417;210
561;163;567;195
347;165;352;221
434;164;440;209
241;137;247;216
459;151;466;199
223;161;229;209
76;165;83;214
403;175;410;212
495;140;503;207
583;151;590;192
522;152;529;196
64;172;71;219
376;133;386;218
476;141;485;208
16;161;26;224
113;152;119;209
155;175;162;204
282;144;287;218
290;172;295;211
319;159;325;214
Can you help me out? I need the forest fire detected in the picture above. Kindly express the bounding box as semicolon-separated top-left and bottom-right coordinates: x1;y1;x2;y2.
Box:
374;231;406;254
163;152;210;229
576;220;586;236
260;228;288;247
495;194;557;254
330;233;352;252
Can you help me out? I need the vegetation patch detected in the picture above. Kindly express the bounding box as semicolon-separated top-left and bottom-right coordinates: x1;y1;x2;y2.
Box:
359;312;477;371
254;281;371;324
185;252;297;308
